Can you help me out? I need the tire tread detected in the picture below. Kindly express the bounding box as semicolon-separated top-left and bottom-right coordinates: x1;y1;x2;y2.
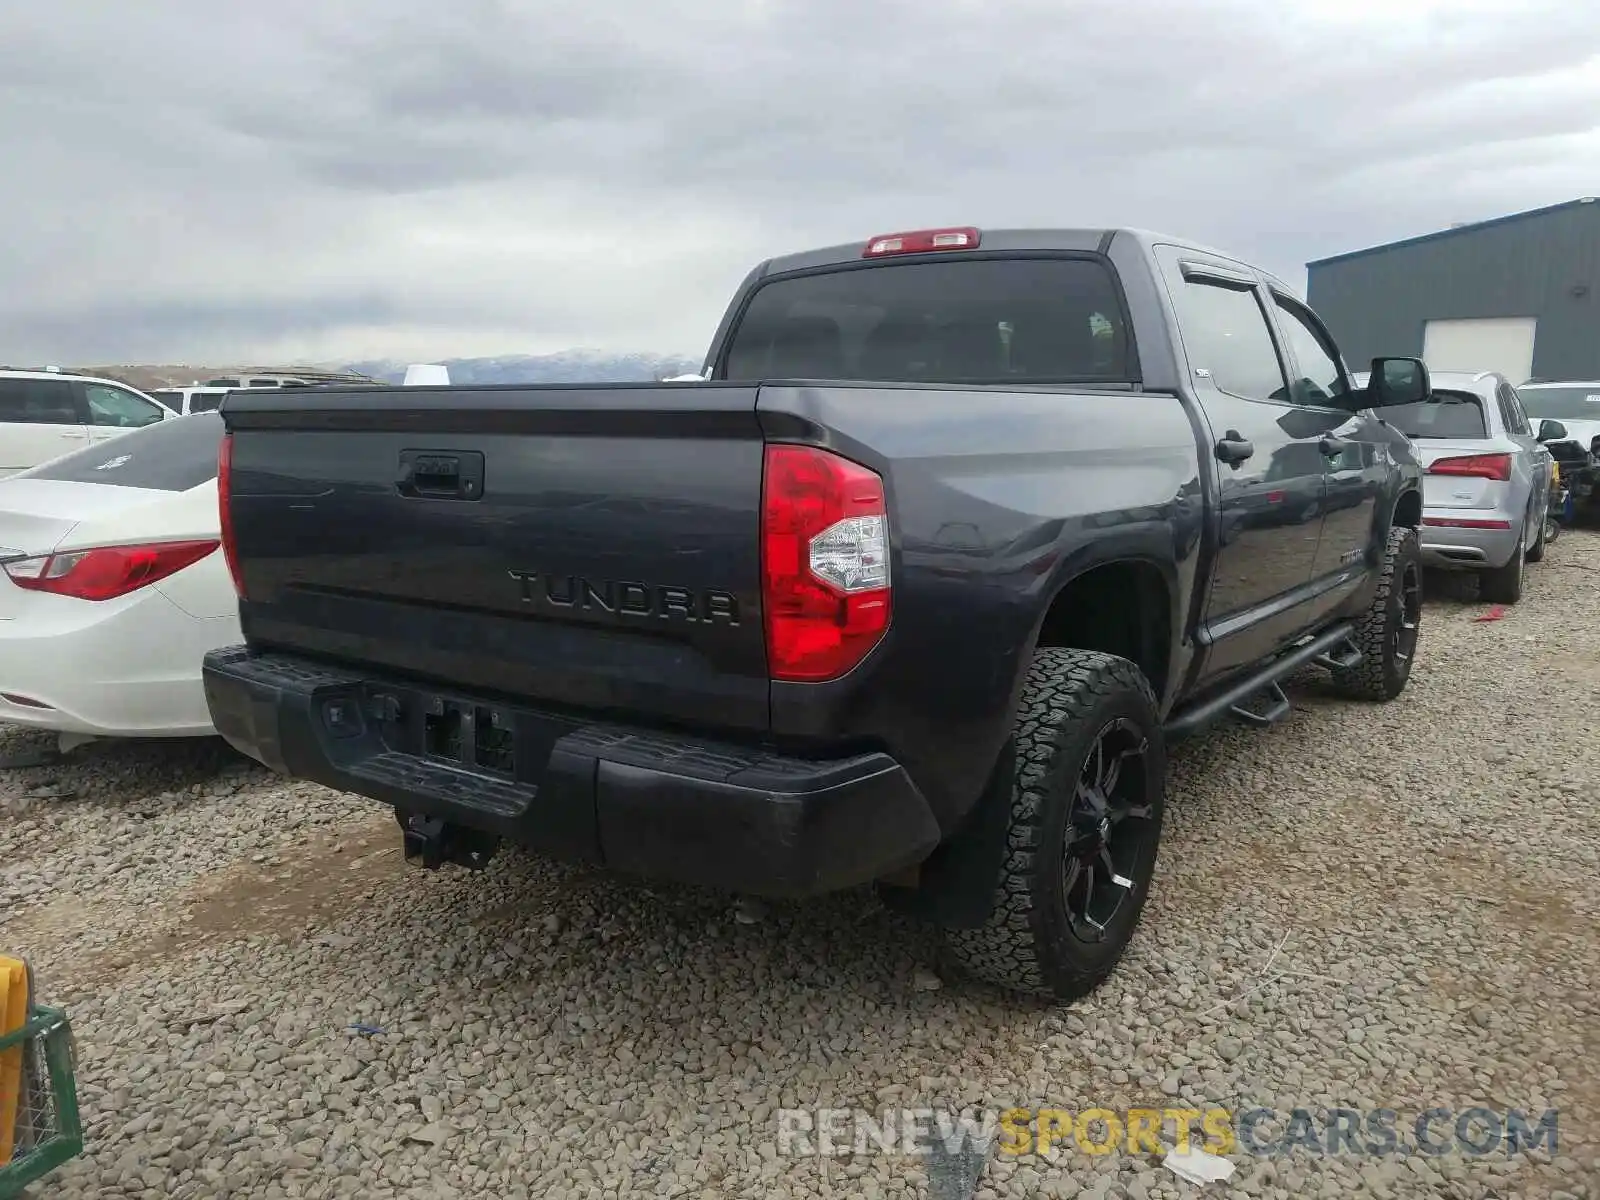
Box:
1331;524;1420;700
945;648;1159;1001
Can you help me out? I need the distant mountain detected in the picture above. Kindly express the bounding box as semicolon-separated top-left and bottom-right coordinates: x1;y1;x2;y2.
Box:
341;350;703;385
50;350;704;393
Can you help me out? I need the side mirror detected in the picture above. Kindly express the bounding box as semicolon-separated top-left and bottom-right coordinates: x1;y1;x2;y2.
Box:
1367;357;1430;407
1537;419;1568;443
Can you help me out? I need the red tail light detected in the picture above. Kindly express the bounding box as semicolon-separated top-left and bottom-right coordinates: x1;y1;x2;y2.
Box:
3;540;219;601
217;432;247;598
862;227;980;258
761;445;891;682
1427;453;1512;481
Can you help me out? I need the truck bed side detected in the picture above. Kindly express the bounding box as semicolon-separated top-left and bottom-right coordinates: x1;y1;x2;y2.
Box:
754;381;1202;823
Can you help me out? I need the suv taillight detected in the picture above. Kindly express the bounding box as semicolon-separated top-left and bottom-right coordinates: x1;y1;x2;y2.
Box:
217;432;247;598
1426;453;1512;481
761;445;891;682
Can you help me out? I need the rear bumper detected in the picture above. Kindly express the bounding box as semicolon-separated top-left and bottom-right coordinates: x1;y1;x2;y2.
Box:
1419;510;1521;570
0;587;228;738
201;646;941;898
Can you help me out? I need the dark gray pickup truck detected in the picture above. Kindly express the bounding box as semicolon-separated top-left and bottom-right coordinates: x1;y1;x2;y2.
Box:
203;226;1430;1002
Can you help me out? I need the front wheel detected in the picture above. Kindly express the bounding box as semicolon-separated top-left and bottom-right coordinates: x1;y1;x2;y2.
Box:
1331;524;1423;700
944;648;1165;1003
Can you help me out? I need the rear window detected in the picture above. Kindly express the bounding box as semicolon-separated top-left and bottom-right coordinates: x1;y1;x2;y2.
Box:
1383;390;1489;438
16;412;223;491
720;258;1132;384
188;392;227;413
0;377;79;424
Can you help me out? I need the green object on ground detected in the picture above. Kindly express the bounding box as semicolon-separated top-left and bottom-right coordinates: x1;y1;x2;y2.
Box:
0;1006;84;1198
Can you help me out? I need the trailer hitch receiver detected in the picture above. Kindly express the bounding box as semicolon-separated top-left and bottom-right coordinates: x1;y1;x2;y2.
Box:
399;814;500;871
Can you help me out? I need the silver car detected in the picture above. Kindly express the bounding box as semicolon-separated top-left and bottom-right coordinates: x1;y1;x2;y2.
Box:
1357;370;1553;603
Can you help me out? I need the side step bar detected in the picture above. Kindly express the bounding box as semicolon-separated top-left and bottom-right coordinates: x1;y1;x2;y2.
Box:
1164;623;1356;742
1229;682;1290;728
1312;640;1363;671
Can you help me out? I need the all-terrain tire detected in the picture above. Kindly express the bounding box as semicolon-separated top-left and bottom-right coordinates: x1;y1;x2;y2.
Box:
1331;524;1423;700
944;648;1166;1003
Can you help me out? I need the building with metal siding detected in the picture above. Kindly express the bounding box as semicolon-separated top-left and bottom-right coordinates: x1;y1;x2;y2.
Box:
1305;197;1600;384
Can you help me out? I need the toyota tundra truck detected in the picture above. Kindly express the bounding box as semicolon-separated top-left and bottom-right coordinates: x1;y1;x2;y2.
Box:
202;226;1430;1002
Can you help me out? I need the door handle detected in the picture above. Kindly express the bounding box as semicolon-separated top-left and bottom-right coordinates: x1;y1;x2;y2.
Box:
1215;432;1254;466
1318;436;1351;458
60;430;88;439
396;449;484;500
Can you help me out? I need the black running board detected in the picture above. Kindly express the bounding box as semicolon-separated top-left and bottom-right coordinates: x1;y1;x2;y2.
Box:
1164;622;1356;742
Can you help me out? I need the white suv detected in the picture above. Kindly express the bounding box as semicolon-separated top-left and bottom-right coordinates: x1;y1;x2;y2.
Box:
0;369;173;477
150;386;235;415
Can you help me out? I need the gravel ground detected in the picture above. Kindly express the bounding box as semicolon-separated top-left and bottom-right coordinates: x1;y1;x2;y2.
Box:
4;534;1598;1200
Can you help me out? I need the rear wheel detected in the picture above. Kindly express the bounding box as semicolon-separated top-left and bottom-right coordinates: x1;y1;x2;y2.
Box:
1525;505;1548;563
1478;526;1525;605
944;648;1165;1003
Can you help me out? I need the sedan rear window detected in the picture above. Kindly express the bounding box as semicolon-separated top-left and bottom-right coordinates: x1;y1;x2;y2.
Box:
15;412;223;491
1382;390;1488;438
721;257;1132;384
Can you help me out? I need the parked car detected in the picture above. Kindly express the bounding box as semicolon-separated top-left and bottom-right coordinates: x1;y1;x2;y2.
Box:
1517;380;1600;519
0;370;173;478
1352;370;1552;602
0;412;238;747
202;225;1429;1003
150;386;234;416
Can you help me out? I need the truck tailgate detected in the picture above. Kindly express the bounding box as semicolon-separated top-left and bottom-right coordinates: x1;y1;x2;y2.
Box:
222;385;769;732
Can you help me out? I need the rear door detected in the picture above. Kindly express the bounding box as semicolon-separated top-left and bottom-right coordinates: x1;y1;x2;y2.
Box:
1158;250;1329;677
0;377;90;476
82;382;169;444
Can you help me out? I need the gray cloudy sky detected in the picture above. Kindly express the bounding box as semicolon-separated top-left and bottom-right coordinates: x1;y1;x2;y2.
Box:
2;0;1596;365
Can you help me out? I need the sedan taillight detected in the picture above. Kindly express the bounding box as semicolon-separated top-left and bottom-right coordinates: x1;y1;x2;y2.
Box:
3;541;219;601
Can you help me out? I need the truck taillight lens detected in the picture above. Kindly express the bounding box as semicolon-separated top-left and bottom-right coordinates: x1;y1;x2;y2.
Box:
217;432;247;598
3;541;219;601
1427;453;1512;481
761;445;891;682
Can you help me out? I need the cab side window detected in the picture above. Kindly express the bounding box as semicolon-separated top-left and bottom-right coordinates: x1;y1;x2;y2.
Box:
1171;279;1290;402
1272;296;1348;408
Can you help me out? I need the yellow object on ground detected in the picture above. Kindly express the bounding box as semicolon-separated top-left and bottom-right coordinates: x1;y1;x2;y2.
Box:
0;955;29;1165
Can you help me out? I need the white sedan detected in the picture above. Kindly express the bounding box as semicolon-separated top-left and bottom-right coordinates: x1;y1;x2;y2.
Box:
0;412;239;747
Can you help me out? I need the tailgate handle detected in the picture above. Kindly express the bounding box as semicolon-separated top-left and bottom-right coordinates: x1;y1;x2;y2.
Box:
397;450;484;500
